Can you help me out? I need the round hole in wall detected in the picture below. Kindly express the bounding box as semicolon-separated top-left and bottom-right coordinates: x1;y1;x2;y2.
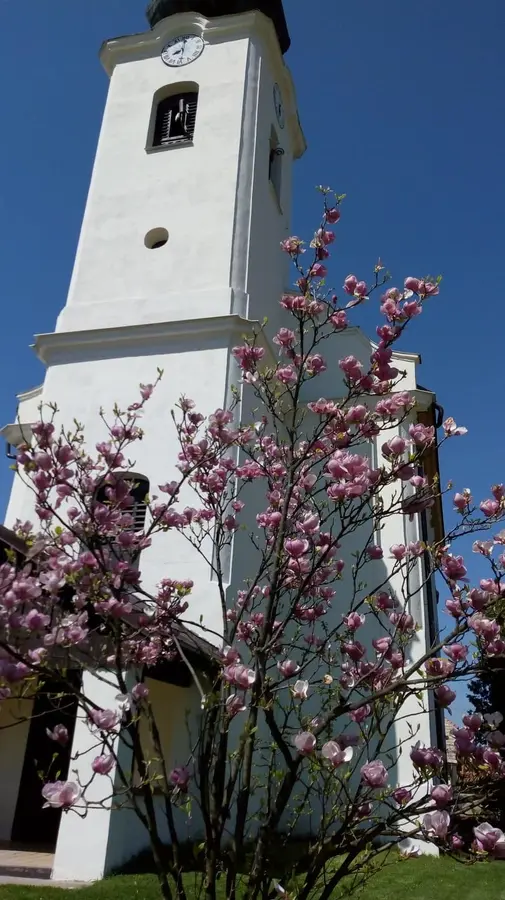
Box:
145;227;169;249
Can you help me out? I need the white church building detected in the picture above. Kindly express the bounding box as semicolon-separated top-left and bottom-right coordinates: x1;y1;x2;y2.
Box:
0;0;444;882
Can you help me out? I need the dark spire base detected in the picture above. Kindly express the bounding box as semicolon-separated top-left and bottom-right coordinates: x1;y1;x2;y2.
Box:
145;0;290;54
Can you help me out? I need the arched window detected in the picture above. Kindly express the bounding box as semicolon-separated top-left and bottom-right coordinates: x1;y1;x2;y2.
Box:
95;473;150;533
93;473;150;574
152;90;198;148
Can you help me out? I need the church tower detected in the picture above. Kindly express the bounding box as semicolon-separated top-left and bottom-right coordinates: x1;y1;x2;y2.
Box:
3;1;305;631
0;5;444;879
0;1;306;881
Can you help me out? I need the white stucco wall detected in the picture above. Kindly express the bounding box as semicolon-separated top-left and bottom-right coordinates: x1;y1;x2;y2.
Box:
103;679;204;875
52;670;121;882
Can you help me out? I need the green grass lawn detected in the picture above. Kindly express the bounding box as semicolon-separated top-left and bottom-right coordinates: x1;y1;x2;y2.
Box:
0;857;504;900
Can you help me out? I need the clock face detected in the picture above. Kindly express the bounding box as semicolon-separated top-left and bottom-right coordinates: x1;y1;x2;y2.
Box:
161;34;204;67
273;83;285;129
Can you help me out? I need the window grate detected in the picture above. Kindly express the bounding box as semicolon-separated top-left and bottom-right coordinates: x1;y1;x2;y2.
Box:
153;92;198;147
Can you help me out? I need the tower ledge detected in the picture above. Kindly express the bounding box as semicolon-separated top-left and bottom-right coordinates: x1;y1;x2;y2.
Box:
145;0;290;54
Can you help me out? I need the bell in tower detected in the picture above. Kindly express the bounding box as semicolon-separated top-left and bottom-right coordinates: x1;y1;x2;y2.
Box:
145;0;290;53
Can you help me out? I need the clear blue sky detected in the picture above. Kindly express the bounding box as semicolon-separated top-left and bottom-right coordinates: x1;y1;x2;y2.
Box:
1;0;504;720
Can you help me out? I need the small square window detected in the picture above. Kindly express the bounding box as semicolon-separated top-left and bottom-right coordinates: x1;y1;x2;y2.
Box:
269;127;284;208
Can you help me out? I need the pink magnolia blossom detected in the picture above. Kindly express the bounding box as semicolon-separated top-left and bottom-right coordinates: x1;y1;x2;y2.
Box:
294;732;316;755
473;540;494;556
296;514;320;536
404;277;439;297
345;404;367;423
451;834;465;851
356;802;373;818
382;436;406;457
390;544;407;561
92;755;115;775
392;787;412;806
360;760;388;788
366;544;383;559
350;704;371;724
223;664;255;690
443;417;467;437
408;422;435;447
325;207;341;224
354;280;368;298
343;275;358;295
453;727;475;756
474;823;505;857
431;784;453;808
169;766;190;792
42;781;81;809
291;679;309;700
423;810;450;839
445;597;465;617
277;659;300;678
310;263;327;278
480;748;502;770
284;538;309;558
389;610;415;633
462;713;483;732
425;658;454;677
225;694;247;717
404;276;422;293
322;741;353;767
330;310;348;329
443;644;468;663
469;614;500;642
280;236;304;254
89;708;121;731
434;686;456;709
454;491;472;512
373;636;392;654
343;612;365;631
442;554;468;581
480;499;500;518
273;327;296;349
342;640;366;661
131;683;149;701
221;645;241;665
376;592;397;610
46;724;69;746
410;741;444;771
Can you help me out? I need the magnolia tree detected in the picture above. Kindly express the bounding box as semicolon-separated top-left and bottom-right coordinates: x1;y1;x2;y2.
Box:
2;191;505;900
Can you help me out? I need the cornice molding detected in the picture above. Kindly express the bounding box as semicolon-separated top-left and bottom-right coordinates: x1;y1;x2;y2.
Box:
33;314;269;366
17;385;43;404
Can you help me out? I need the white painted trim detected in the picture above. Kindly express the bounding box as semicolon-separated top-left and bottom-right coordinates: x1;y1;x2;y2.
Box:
34;314;265;365
16;385;43;403
100;11;306;161
0;423;33;447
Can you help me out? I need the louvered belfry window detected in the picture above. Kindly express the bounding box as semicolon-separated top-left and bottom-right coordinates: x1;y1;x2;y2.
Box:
153;92;198;147
96;475;149;533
